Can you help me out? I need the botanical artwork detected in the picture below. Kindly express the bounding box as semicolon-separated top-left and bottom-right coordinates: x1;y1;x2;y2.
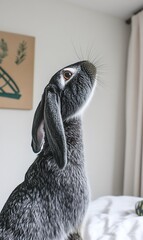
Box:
0;31;35;109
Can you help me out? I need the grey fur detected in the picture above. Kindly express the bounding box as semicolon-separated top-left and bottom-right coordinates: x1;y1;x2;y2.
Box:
67;232;82;240
0;61;96;240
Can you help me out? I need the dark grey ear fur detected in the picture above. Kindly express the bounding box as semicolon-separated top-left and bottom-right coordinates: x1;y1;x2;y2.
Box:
31;86;67;169
44;87;67;169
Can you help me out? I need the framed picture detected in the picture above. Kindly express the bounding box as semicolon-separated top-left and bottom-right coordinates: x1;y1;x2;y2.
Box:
0;31;35;110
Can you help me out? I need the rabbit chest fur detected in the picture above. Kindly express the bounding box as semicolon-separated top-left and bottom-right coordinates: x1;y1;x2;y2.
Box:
0;118;89;240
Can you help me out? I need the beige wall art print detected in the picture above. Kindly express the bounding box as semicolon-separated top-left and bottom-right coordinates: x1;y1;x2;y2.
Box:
0;31;35;110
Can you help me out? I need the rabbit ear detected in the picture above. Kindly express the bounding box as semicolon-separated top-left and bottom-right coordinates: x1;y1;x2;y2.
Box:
31;91;45;153
44;87;67;169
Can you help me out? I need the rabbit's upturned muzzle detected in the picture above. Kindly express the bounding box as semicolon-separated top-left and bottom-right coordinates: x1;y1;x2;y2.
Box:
81;61;96;82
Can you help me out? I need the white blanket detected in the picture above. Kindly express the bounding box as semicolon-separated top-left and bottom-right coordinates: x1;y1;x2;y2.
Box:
82;196;143;240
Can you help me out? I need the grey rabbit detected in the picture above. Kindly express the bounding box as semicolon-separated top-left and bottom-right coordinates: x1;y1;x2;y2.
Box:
0;60;96;240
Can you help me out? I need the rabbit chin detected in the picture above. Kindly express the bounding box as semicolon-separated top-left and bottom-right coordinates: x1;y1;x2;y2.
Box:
67;78;97;121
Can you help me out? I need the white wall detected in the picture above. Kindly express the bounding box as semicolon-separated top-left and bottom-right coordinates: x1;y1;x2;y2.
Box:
0;0;130;209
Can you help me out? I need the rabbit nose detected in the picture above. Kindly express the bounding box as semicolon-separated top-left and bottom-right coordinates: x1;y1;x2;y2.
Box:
82;61;96;79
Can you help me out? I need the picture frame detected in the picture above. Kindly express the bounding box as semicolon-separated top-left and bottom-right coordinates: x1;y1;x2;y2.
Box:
0;31;35;110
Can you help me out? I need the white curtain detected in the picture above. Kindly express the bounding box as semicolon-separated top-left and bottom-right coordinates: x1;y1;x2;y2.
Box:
123;11;143;197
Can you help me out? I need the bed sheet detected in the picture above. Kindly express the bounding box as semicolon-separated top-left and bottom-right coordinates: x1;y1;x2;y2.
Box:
82;196;143;240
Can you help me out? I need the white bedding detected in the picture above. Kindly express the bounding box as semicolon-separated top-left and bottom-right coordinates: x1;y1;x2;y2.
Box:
82;196;143;240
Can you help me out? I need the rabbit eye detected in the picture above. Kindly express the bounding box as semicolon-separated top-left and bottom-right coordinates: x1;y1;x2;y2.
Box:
63;71;73;81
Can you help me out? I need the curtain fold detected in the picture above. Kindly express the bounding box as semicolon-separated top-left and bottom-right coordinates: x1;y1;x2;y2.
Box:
123;11;143;197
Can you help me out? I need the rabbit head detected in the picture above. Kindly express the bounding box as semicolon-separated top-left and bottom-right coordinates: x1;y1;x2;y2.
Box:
31;61;96;169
